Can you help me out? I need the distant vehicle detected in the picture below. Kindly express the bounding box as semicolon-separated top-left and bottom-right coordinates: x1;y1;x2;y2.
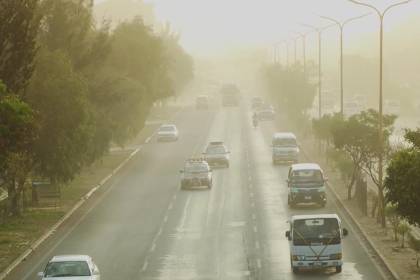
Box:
257;106;275;121
251;96;264;110
203;141;230;168
196;95;209;110
285;214;348;273
38;255;100;280
180;158;212;189
220;84;240;107
157;124;179;142
272;132;299;164
343;101;362;117
287;163;327;207
384;99;400;116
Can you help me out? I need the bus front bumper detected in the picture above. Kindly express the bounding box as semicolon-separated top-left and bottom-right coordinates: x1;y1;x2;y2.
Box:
292;260;342;269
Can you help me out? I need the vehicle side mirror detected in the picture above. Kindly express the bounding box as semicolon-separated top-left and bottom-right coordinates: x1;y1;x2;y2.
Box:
37;272;44;277
92;268;100;275
343;228;349;236
285;230;291;241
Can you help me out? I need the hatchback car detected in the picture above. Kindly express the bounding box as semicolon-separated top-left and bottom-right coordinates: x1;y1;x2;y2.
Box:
203;141;230;168
38;255;100;280
156;124;179;142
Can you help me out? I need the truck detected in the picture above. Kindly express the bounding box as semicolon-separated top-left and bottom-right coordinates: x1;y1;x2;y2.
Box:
285;214;349;273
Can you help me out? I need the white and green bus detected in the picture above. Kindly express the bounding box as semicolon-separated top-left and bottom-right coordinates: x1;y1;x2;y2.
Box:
285;214;349;273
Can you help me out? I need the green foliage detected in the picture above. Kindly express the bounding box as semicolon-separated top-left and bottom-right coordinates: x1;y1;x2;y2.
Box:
404;129;420;149
385;148;420;226
0;0;41;93
261;64;315;122
27;50;92;183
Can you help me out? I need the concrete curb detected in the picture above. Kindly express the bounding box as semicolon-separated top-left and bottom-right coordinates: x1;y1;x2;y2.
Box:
0;147;142;280
301;148;400;280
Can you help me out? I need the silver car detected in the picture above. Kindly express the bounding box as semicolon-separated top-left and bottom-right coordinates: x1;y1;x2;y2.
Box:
38;255;100;280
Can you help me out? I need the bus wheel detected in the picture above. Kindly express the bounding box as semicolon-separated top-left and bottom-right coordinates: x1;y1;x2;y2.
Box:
335;266;342;273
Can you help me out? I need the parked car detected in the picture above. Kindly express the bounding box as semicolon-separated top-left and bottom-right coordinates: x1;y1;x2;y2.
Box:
272;132;299;164
257;106;275;121
157;124;179;142
287;163;327;207
38;255;100;280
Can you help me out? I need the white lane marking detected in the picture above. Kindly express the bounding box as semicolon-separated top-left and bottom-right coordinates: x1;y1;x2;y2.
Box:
142;260;149;272
251;202;255;208
255;241;260;250
168;202;173;210
253;226;258;233
163;215;168;223
172;194;177;201
179;194;192;230
145;136;151;144
150;243;156;252
249;192;254;198
248;176;252;182
257;259;262;269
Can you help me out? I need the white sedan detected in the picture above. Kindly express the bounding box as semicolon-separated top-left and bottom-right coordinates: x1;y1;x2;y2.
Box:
156;124;179;142
38;255;100;280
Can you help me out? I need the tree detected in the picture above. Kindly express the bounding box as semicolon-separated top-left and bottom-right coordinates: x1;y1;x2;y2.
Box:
355;110;396;227
409;237;420;269
0;0;41;94
27;50;93;184
0;82;37;215
331;115;372;200
385;204;401;241
397;221;411;248
262;64;316;123
385;136;420;226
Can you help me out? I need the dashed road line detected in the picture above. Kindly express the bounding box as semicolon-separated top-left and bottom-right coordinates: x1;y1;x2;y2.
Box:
257;259;262;269
142;260;149;272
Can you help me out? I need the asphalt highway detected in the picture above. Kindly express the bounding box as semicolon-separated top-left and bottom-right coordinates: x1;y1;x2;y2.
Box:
7;102;387;280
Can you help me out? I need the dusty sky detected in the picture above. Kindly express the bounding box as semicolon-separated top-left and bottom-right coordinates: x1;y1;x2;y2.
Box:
96;0;419;57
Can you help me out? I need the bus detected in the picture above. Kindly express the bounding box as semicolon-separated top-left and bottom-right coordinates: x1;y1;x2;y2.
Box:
285;214;348;273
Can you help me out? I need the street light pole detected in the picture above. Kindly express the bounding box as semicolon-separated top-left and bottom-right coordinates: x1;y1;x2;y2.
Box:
320;14;371;116
301;23;335;119
348;0;412;228
296;31;310;79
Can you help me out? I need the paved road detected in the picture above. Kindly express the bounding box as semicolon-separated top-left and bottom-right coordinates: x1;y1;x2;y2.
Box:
7;103;387;279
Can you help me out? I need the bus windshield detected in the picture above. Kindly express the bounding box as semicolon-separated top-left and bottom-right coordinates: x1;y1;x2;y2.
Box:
293;218;340;245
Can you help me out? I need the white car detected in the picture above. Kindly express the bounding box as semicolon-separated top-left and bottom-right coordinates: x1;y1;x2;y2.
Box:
157;124;179;142
38;255;100;279
203;141;230;168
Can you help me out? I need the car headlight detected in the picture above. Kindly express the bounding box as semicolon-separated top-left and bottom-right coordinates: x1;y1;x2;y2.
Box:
330;253;342;260
292;255;305;261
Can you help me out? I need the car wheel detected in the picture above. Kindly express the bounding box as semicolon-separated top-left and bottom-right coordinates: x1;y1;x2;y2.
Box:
335;266;342;273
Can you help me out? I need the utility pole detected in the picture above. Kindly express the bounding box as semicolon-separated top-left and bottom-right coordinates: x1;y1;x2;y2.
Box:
348;0;412;228
320;13;370;116
301;23;335;119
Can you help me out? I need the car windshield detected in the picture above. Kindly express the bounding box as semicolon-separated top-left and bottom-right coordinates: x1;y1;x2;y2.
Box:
273;138;296;147
293;218;340;245
290;169;323;185
206;146;226;154
185;163;209;172
160;126;175;132
45;261;91;277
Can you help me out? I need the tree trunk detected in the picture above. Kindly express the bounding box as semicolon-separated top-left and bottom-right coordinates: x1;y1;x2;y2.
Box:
378;189;386;228
347;167;358;200
371;196;378;218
